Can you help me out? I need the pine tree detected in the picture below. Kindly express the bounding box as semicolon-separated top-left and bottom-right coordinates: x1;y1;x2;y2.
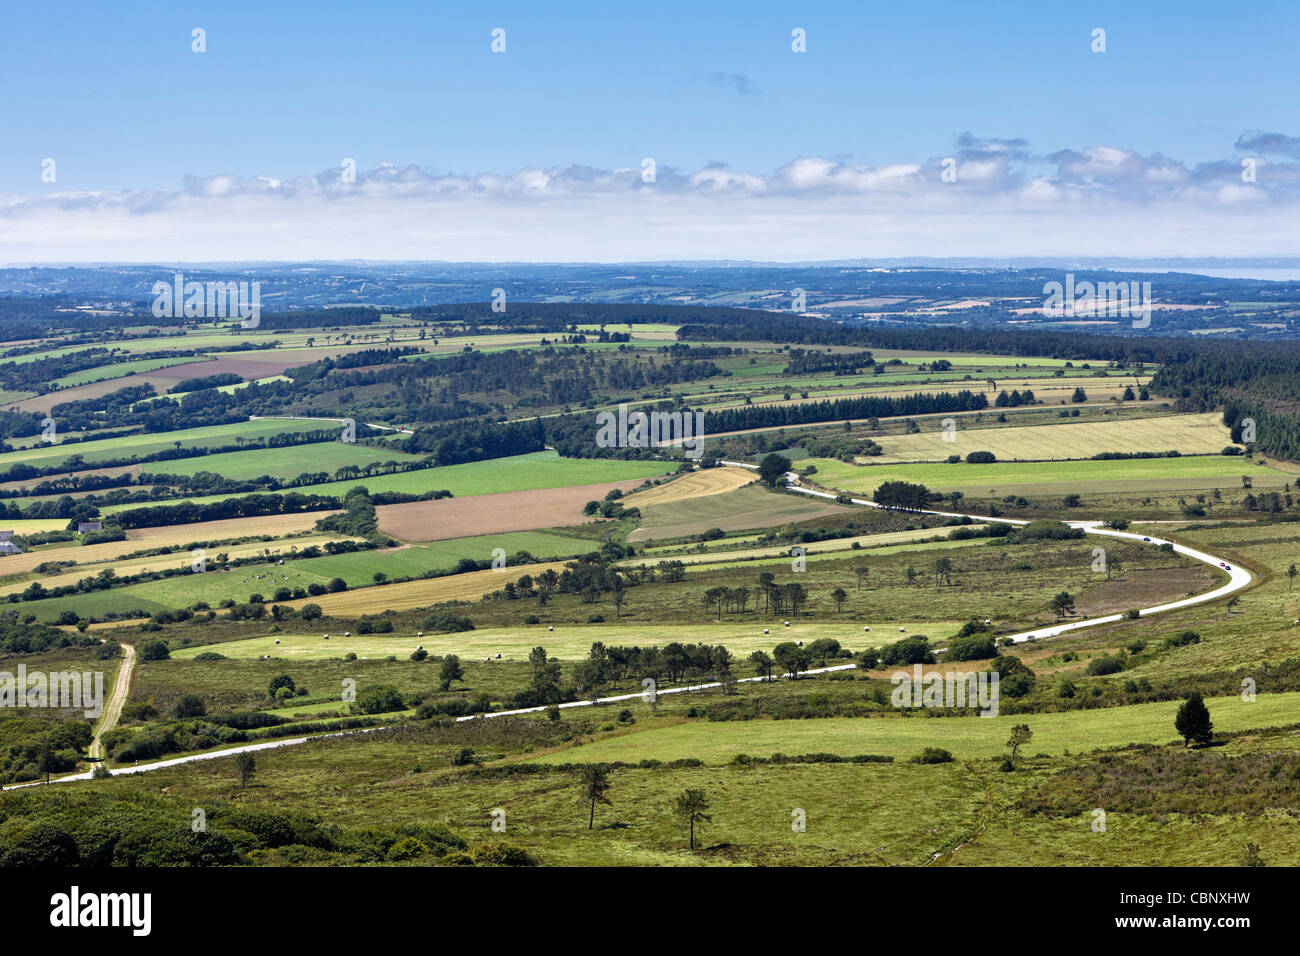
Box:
1174;692;1213;747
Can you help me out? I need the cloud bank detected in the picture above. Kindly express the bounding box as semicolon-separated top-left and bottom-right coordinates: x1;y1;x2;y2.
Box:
4;134;1298;262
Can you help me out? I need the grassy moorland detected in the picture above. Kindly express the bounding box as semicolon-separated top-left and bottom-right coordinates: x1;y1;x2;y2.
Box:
3;316;1300;870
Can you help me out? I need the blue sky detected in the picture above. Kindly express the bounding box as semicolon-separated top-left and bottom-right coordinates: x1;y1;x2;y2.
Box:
2;0;1298;261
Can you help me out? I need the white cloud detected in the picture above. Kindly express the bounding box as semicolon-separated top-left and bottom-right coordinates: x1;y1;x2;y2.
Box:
3;136;1298;262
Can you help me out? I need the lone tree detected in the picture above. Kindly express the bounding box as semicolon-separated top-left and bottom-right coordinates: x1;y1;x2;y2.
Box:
673;788;712;850
854;567;870;590
1006;724;1033;764
1051;591;1075;618
1289;563;1297;591
758;453;793;488
577;764;614;830
1174;692;1213;748
748;649;775;682
439;654;465;691
831;588;848;614
932;557;953;588
234;752;256;788
773;642;811;680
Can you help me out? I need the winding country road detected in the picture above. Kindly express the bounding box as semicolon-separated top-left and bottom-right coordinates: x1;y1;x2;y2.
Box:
5;465;1255;789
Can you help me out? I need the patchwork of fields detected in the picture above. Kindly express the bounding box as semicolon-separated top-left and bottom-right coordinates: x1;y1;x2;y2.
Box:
4;321;1298;872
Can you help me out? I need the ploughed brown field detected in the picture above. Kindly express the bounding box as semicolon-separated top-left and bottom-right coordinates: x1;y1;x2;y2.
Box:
1;363;213;413
375;479;650;542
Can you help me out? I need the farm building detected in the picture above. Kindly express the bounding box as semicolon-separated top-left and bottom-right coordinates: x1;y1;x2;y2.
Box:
78;521;103;533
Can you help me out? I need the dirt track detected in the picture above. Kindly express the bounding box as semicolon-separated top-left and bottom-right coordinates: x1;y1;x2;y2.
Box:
89;642;135;760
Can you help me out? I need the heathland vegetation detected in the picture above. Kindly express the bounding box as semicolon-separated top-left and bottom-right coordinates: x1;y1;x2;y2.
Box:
0;296;1297;868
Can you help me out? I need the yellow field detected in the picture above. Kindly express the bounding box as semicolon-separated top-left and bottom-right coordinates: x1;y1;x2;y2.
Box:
0;510;339;578
172;619;955;661
0;534;362;596
627;525;986;567
127;511;342;543
706;375;1150;414
869;411;1236;463
624;466;755;508
280;560;573;616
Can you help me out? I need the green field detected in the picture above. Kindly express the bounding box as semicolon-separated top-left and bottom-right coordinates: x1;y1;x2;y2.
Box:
143;441;422;481
806;454;1290;495
103;450;674;513
0;419;329;472
50;356;204;387
19;529;599;621
531;691;1300;764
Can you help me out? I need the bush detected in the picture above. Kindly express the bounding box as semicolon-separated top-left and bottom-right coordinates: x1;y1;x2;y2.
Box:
424;612;474;633
300;603;322;620
450;747;479;766
965;451;997;464
1165;630;1202;648
171;694;206;718
268;674;296;697
386;836;429;861
121;701;159;721
1086;655;1124;676
139;639;170;661
471;842;539;867
911;748;954;764
410;648;428;661
355;684;405;714
878;637;934;666
945;634;997;662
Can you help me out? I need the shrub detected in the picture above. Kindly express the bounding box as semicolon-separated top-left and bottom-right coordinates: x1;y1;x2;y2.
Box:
878;637;934;666
471;842;539;867
424;612;474;633
355;684;405;714
911;748;954;764
945;634;996;662
451;747;480;766
171;694;206;718
1086;655;1124;676
139;639;170;661
386;836;429;861
268;674;296;697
